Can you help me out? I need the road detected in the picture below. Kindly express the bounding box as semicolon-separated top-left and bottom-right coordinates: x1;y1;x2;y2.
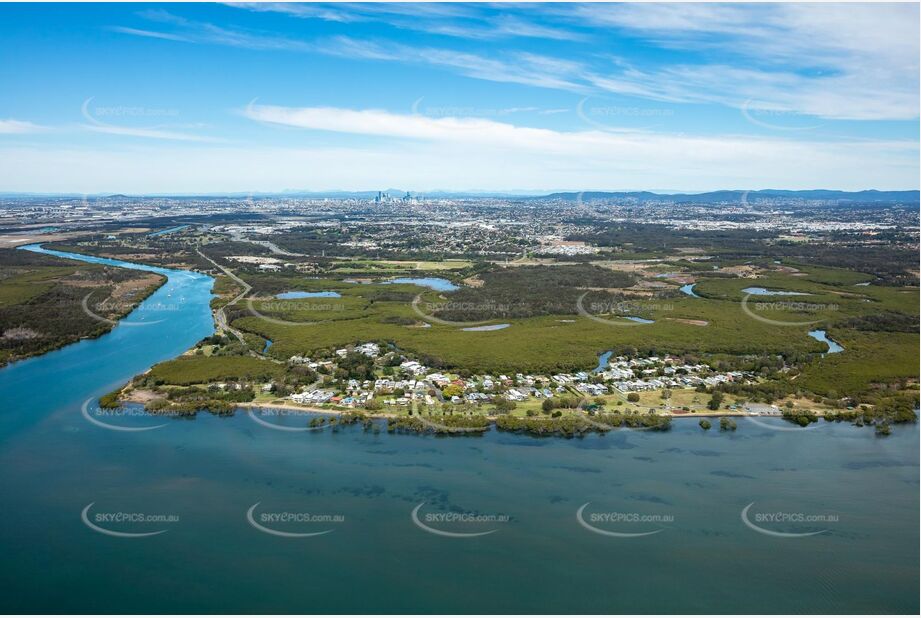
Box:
196;247;251;345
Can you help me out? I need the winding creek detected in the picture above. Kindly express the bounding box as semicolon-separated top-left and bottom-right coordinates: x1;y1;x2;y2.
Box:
0;246;916;613
0;244;215;437
808;329;845;354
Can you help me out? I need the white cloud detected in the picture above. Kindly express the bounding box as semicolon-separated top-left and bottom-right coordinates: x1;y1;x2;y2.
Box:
0;119;46;134
112;12;314;52
569;3;919;120
226;2;586;41
320;37;588;92
1;133;915;194
241;101;913;150
108;26;192;43
114;6;918;122
244;102;580;149
227;103;921;191
113;15;587;92
576;3;919;68
587;62;918;121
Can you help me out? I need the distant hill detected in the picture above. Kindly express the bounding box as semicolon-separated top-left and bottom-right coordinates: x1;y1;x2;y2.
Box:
1;188;917;203
542;189;920;204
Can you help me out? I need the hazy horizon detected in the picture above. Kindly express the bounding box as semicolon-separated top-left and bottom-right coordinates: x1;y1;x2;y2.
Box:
2;188;920;199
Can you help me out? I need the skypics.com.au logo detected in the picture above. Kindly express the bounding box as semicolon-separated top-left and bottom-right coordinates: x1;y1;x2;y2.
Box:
576;502;673;538
246;503;344;538
411;502;509;538
81;503;178;538
741;502;837;538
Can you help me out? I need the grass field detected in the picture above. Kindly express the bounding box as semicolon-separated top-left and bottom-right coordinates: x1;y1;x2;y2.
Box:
147;355;287;385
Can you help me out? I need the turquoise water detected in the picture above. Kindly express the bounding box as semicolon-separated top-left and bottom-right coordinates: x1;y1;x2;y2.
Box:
742;287;808;296
385;277;459;291
593;350;613;373
460;323;510;331
680;283;700;297
0;247;917;613
276;291;341;299
808;329;845;354
625;315;655;324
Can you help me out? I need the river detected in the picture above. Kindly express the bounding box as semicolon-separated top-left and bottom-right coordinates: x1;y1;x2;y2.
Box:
0;247;917;613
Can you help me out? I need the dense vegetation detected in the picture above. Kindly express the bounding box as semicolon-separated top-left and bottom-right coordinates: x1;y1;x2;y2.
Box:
432;264;636;321
0;248;165;366
143;355;286;386
837;311;918;333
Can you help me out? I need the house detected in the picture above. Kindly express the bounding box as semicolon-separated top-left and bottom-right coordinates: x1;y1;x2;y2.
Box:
290;389;334;404
356;342;380;357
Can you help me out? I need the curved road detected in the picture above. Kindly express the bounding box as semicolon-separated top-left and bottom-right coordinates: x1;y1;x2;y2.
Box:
196;248;250;344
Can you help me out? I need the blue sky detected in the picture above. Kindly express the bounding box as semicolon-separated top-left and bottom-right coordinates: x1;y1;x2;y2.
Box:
0;2;918;193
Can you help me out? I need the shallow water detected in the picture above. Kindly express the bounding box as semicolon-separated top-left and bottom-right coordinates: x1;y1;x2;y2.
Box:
808;329;845;354
594;350;613;373
625;315;655;324
742;287;808;296
679;283;700;297
384;277;459;291
275;291;341;299
460;323;510;331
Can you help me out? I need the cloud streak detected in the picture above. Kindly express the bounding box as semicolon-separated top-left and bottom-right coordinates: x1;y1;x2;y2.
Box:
0;119;46;134
226;2;587;41
567;3;919;119
113;5;919;121
237;102;918;189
